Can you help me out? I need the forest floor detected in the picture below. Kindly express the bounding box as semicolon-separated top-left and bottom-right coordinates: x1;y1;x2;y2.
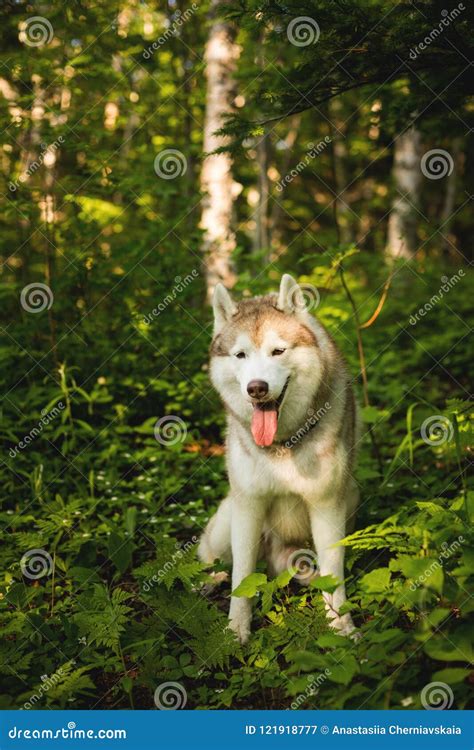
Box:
1;257;472;710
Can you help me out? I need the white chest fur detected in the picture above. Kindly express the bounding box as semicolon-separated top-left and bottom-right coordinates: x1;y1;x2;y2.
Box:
227;425;347;508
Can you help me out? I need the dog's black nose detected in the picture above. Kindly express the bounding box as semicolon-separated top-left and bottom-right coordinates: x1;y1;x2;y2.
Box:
247;379;269;399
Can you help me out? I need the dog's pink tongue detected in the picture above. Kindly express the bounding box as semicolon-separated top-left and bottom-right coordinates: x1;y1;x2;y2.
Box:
251;406;278;447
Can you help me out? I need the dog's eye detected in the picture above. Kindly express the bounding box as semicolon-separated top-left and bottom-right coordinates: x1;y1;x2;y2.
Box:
272;348;286;356
235;351;246;359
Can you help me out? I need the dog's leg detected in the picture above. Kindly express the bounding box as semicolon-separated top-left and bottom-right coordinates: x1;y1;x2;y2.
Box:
198;497;232;591
309;502;355;637
345;480;359;535
198;497;232;564
228;496;265;644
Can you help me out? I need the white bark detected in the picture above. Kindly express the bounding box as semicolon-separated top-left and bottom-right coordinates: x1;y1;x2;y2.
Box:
200;0;239;300
386;127;423;258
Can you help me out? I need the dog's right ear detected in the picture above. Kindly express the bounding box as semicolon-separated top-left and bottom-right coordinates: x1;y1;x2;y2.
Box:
213;283;237;334
277;274;305;313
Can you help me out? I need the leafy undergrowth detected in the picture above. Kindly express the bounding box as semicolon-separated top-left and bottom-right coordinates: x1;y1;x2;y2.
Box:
0;257;472;709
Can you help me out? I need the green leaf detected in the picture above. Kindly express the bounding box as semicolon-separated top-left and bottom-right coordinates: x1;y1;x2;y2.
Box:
432;668;471;684
424;630;473;663
288;650;326;671
370;628;405;643
275;568;293;587
232;573;267;597
396;556;444;594
120;676;133;694
310;575;340;594
360;567;391;593
317;633;350;648
327;656;358;685
360;405;390;424
125;507;137;536
107;532;133;575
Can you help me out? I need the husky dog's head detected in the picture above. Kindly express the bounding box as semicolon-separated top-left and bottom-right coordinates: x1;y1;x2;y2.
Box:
210;275;326;447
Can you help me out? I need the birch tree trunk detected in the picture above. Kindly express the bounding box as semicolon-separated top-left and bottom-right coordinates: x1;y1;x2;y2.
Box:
385;127;423;258
200;0;239;301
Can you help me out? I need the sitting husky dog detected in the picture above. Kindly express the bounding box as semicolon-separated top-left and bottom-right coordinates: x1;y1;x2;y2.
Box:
199;275;359;643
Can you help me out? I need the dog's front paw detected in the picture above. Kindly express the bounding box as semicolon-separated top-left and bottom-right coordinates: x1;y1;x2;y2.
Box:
200;570;229;596
329;612;359;639
228;599;252;644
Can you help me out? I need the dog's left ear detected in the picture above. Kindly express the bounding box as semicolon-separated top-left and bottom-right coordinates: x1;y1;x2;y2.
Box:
213;283;237;334
277;274;305;313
